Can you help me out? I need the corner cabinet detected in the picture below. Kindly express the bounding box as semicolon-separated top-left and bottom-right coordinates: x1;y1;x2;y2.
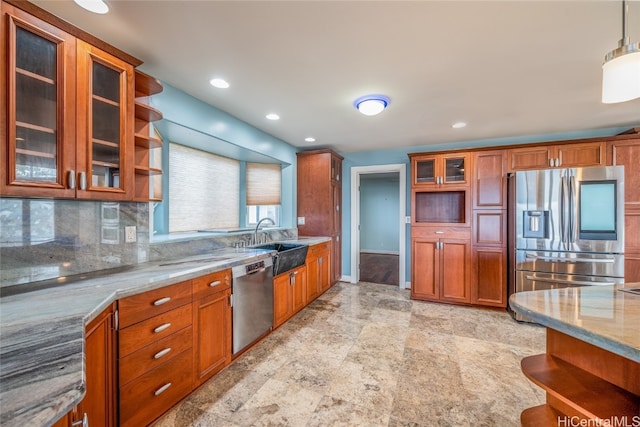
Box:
1;1;162;201
297;149;343;284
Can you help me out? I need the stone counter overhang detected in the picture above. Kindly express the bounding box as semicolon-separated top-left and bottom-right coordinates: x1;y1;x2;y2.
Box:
0;237;330;427
509;284;640;363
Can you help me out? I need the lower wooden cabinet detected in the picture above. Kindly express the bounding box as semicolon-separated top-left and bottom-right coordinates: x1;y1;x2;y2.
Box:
273;265;307;328
52;304;117;427
411;229;471;304
471;247;507;307
192;270;232;386
305;241;331;304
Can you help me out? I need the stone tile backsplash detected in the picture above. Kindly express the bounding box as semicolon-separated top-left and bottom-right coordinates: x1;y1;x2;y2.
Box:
0;197;297;289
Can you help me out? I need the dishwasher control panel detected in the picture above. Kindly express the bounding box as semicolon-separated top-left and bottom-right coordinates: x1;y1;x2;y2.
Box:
246;260;265;275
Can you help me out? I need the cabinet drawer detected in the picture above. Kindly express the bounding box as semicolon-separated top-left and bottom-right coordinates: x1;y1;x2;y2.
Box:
119;325;192;386
412;226;471;240
119;304;192;357
308;242;330;257
119;349;193;427
119;280;192;328
192;269;231;300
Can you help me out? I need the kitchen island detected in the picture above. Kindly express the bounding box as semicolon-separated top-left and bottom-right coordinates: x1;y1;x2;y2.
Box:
509;285;640;426
0;237;330;427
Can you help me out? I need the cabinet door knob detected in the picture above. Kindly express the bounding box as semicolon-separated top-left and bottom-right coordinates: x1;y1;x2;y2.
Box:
154;382;172;396
153;323;171;333
78;172;87;190
71;413;88;427
154;348;172;359
153;297;171;306
209;280;222;288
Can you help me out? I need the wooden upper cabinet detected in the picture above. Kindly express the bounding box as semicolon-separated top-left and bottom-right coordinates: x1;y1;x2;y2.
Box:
472;150;505;209
507;141;605;171
76;40;134;200
411;153;469;187
1;3;77;197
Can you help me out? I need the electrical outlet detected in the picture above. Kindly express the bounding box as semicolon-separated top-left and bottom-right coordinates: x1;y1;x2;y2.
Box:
405;216;411;224
297;217;305;225
125;226;137;243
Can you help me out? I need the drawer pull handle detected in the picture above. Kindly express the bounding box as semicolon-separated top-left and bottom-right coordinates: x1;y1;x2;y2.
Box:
154;323;171;333
153;297;171;306
209;280;222;287
435;231;444;234
154;348;172;359
154;382;172;396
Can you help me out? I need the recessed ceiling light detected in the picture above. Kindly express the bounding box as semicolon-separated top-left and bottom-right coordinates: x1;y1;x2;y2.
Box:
353;95;390;116
209;78;230;89
74;0;109;14
305;137;316;142
266;113;280;121
452;122;467;129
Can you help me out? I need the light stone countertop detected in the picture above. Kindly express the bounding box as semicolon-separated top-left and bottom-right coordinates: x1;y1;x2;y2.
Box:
509;284;640;363
0;237;330;427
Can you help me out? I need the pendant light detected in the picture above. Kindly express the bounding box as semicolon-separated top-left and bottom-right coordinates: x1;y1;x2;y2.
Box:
602;0;640;103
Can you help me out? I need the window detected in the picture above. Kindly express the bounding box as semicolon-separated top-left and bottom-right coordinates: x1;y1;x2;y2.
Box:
246;162;281;226
168;143;239;232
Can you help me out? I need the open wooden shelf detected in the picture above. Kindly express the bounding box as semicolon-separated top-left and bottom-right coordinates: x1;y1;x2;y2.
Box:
134;166;162;176
134;101;162;122
521;354;640;421
134;70;163;97
521;405;561;427
134;133;162;149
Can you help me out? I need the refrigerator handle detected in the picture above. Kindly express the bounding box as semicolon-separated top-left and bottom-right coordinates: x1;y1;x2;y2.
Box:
560;175;566;244
569;175;577;244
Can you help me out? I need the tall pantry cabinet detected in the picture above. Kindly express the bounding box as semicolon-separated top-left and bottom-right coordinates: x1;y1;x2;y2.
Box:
297;149;343;285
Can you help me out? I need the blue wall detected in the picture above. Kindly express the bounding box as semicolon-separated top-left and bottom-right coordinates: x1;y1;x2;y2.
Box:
360;174;400;253
150;83;299;235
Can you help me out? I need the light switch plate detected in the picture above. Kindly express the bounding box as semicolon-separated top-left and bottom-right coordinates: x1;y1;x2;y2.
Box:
125;226;137;243
405;216;411;224
297;217;305;225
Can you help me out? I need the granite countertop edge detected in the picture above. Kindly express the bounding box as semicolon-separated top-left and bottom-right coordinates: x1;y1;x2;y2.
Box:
0;237;330;427
509;288;640;363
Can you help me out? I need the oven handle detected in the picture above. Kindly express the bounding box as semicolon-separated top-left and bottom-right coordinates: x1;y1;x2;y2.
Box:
525;253;615;263
525;275;615;286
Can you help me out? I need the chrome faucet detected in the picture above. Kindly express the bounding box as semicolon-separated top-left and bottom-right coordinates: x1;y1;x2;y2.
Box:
254;217;275;245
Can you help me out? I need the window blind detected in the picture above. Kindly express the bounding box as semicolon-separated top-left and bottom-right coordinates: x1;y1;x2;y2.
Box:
169;143;239;232
246;163;281;205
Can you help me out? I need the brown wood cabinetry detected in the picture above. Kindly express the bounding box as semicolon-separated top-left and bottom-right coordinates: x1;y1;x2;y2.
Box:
117;280;194;427
297;149;343;284
411;152;469;187
305;241;331;304
607;138;640;282
507;141;605;171
273;265;306;328
52;304;117;427
192;270;232;386
1;1;161;201
411;227;471;303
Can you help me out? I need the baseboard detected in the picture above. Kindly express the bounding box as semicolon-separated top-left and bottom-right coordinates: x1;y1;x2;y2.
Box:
340;275;354;283
360;250;400;255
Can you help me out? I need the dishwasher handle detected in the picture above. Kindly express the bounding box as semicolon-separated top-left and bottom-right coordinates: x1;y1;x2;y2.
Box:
246;267;267;276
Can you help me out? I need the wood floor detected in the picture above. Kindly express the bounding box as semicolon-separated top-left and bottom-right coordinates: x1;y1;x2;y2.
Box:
359;252;399;286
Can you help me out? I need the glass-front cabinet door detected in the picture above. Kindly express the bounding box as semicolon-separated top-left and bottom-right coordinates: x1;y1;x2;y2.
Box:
2;7;76;197
442;154;467;185
414;156;437;185
76;40;133;199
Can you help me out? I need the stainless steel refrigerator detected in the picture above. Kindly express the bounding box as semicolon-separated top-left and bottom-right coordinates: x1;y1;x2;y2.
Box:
507;165;625;321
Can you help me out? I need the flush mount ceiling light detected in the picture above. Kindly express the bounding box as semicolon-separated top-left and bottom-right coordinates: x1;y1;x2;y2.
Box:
74;0;109;14
353;95;390;116
305;137;316;142
209;78;229;89
451;122;467;129
266;113;280;121
602;0;640;103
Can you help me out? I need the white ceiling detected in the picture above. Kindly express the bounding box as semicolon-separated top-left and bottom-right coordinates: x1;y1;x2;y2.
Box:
32;0;640;153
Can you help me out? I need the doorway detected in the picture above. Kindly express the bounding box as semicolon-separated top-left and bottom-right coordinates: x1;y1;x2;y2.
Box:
350;164;407;289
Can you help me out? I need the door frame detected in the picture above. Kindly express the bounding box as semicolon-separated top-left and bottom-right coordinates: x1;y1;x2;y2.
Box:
350;164;407;289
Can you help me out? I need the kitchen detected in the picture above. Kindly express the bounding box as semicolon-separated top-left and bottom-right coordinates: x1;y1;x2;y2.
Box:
1;1;639;426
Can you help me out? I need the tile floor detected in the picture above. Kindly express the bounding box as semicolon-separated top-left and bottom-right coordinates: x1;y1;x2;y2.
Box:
152;282;546;427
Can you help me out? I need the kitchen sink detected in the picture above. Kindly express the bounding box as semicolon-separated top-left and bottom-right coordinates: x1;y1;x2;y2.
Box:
252;243;309;276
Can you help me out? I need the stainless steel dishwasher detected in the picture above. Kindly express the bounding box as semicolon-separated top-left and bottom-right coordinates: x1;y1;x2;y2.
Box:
231;256;274;356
